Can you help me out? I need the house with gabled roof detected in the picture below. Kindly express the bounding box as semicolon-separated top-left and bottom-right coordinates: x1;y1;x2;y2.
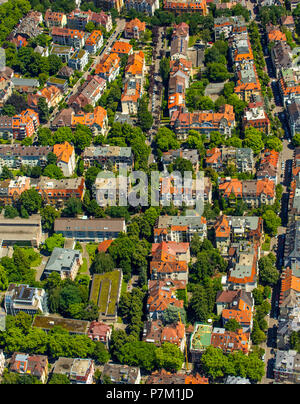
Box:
211;328;250;354
125;18;146;39
53;141;76;177
95;53;120;83
111;40;133;57
10;353;49;383
85;30;103;54
147;279;185;320
143;319;186;351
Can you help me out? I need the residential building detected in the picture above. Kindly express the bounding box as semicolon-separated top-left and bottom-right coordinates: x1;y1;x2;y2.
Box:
82;146;133;170
0;145;52;170
147;369;209;384
163;0;208;15
87;321;112;347
0;309;6;332
51;27;86;49
101;363;141;384
44;10;67;28
27;85;63;110
267;26;287;43
214;214;263;256
143;320;186;351
0;109;39;140
69;358;95;384
53;141;76;177
216;289;254;332
121;78;142;115
124;18;146;39
154;215;207;243
52;357;95;384
67;9;112;32
168;92;186;117
110;41;133;57
10;353;48;383
172;22;189;41
68;49;89;71
257;149;279;184
243;106;270;134
281;15;295;32
170;37;188;60
271;41;293;78
150;241;190;282
34;45;49;57
0;176;30;206
147;279;185;320
161;149;199;172
226;242;259;292
0;72;14;108
0;214;42;247
278;69;300;106
54;217;126;242
125;51;145;81
218;177;276;208
9;12;43;40
85;30;103;54
34;177;85;208
51;108;75;129
210;328;250;354
284;219;300;269
287;98;300;137
46;77;68;93
169;58;192;89
125;0;159;15
290;0;300;9
214;16;246;40
225;376;251;384
44;247;83;280
170;104;235;140
95;52;120;82
4;284;48;316
236;148;255;173
274;350;300;383
57;65;74;79
190;323;213;362
68;75;106;111
71;106;108;136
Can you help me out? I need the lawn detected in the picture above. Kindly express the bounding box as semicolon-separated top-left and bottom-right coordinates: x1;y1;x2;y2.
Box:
79;257;88;274
22;248;42;267
86;243;98;263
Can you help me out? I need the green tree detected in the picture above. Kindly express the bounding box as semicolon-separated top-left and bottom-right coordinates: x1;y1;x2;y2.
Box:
243;127;265;154
48;374;70;384
43;164;64;180
40;205;60;233
262;209;281;237
0;265;8;291
44;234;65;254
224;318;241;332
62;197;82;217
91;252;115;274
18;188;42;215
293;133;300;147
258;254;279;286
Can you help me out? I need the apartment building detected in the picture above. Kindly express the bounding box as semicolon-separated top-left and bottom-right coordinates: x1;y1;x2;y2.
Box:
4;284;48;316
